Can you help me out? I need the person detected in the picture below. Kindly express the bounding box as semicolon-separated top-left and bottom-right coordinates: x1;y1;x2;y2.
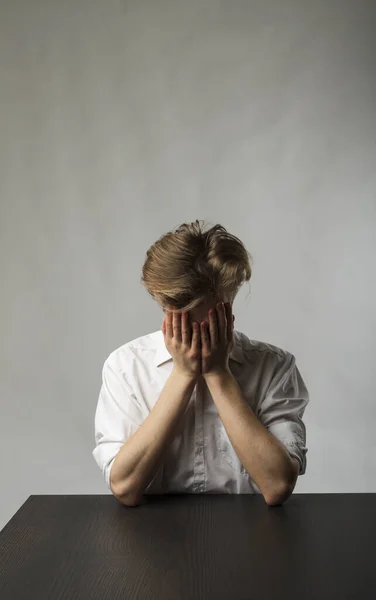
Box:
92;220;309;507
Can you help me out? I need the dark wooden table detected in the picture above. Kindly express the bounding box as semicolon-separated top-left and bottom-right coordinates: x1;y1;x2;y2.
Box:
0;494;375;599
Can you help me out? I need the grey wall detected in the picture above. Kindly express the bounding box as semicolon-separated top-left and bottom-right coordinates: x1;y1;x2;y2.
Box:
1;0;375;529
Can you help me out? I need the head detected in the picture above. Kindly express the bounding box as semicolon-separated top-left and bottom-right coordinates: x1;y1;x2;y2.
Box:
141;220;253;327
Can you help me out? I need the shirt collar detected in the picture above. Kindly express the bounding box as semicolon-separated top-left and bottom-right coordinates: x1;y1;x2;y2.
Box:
154;329;245;368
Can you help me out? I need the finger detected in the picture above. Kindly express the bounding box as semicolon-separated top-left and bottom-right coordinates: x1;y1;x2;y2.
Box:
181;312;191;346
166;311;173;338
208;308;218;346
173;311;182;342
191;321;201;350
225;302;233;340
200;320;209;351
216;302;226;341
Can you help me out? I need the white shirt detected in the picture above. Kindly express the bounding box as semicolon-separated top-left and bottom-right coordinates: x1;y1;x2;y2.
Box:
92;329;309;495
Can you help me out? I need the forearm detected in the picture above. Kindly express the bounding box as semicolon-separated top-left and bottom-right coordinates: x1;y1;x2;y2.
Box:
204;371;296;503
110;368;196;506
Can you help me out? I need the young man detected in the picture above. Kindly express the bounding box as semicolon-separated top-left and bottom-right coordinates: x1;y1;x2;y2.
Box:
92;220;309;507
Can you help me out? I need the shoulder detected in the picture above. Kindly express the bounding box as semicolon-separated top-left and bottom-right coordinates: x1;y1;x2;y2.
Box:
102;329;162;374
236;330;295;367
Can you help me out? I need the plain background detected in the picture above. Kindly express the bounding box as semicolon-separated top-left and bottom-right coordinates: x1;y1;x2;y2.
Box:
1;0;375;530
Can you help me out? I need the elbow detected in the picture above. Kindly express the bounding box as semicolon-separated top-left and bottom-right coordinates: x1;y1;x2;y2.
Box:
120;494;143;507
265;494;288;507
265;459;300;506
117;487;143;507
264;482;294;507
110;475;143;507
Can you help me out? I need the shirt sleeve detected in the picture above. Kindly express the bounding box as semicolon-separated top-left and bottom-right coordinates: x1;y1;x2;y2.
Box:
92;354;145;489
257;352;309;475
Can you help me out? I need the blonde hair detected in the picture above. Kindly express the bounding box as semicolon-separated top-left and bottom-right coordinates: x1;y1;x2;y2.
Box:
141;220;253;313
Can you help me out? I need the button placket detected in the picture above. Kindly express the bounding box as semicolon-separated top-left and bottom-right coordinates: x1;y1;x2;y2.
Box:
193;377;205;493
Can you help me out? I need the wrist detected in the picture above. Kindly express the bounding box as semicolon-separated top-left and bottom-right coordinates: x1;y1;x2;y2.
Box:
171;367;198;384
203;368;233;384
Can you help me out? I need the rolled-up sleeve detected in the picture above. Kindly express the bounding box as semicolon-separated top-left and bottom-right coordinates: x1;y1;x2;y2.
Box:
92;354;145;489
257;353;309;475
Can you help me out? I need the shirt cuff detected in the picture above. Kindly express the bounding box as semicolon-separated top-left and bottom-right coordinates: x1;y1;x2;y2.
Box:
267;420;308;475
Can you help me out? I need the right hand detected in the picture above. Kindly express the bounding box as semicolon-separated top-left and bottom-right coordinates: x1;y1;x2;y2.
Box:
161;310;201;378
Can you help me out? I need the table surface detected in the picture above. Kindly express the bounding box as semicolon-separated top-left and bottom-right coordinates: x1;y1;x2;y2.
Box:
0;494;375;600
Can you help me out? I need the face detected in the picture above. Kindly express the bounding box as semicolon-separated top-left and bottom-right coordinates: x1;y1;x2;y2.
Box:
164;296;235;327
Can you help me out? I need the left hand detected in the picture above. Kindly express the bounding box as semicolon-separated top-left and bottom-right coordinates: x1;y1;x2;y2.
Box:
200;301;235;377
